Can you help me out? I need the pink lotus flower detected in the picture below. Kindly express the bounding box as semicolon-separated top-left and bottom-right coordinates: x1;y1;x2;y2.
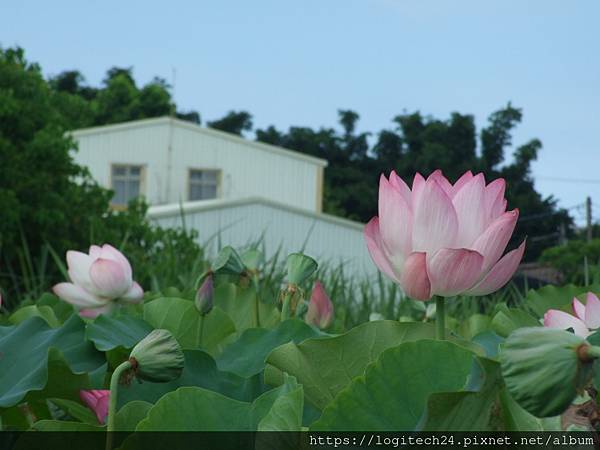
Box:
305;281;334;329
80;389;110;425
365;170;525;300
53;244;143;318
544;292;600;337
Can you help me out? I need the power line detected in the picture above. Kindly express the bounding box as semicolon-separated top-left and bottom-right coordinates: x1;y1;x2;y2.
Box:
536;176;600;185
518;203;585;222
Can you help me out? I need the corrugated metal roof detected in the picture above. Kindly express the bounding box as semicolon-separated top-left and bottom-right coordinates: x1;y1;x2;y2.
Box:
68;116;328;168
147;196;364;231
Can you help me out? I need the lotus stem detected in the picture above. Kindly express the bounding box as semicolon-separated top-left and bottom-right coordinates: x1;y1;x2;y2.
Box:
105;360;132;450
254;293;261;327
281;287;293;320
579;345;600;362
199;315;205;348
435;296;445;340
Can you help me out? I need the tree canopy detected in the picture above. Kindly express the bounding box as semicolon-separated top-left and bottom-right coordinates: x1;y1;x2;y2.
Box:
253;107;572;260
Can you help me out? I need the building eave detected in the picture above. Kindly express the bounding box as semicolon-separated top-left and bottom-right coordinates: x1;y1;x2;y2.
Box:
147;197;364;232
68;117;328;168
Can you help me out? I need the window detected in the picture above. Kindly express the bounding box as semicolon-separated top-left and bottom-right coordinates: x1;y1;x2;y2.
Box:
189;169;219;201
111;165;143;206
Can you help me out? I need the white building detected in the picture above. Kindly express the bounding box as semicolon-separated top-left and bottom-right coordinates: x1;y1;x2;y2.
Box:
70;117;376;278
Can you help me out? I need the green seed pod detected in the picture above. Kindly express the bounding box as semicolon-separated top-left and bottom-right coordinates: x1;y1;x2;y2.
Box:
129;329;185;383
241;249;263;271
212;246;245;276
500;327;595;418
286;253;317;285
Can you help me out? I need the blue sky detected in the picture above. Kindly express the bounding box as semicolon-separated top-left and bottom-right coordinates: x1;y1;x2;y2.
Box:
2;0;599;224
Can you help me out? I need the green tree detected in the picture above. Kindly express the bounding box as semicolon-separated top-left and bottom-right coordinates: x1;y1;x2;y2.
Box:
256;104;572;260
0;48;112;301
207;111;253;136
0;48;203;307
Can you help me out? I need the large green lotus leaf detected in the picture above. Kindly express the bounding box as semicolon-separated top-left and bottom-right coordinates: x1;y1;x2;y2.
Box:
132;375;302;431
31;419;103;431
265;320;481;410
526;284;600;317
49;398;99;425
216;319;320;378
0;316;105;408
471;331;504;358
118;349;266;406
215;283;280;333
143;297;236;354
8;305;60;328
418;358;501;431
0;399;52;431
257;375;304;431
310;340;475;431
13;421;104;450
36;293;75;323
459;314;492;339
85;314;153;351
491;304;540;338
499;388;545;431
115;401;153;431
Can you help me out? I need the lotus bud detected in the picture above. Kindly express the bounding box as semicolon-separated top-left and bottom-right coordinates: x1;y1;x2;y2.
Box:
212;246;245;276
195;275;214;315
79;390;110;424
129;329;184;383
500;327;598;417
305;281;334;329
286;253;317;285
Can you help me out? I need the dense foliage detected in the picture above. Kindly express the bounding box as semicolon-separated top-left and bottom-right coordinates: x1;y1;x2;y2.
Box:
0;48;201;307
2;247;600;438
541;238;600;284
253;108;572;260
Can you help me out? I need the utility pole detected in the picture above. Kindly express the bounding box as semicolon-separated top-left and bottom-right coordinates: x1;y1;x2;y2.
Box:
559;222;567;246
587;196;593;243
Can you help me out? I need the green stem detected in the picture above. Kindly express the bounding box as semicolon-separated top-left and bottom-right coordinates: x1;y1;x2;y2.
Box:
584;345;600;359
254;294;261;328
281;290;292;321
106;360;132;450
199;315;205;348
435;296;445;340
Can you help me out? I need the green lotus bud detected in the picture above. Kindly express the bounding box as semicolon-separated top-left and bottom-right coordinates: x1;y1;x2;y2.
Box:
212;246;245;276
500;327;597;417
129;329;184;382
286;253;317;285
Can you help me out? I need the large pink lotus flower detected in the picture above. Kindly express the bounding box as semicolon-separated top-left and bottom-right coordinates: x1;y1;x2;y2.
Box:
305;281;334;329
53;244;143;318
80;390;110;425
544;292;600;338
364;170;525;301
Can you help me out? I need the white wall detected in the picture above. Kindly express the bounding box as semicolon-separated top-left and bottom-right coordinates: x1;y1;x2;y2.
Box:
148;198;377;280
170;123;322;212
70;118;326;212
72;121;170;205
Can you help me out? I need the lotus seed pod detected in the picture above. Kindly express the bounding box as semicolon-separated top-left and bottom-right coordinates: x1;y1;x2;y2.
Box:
212;246;245;276
286;253;317;285
500;327;596;418
129;329;184;382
